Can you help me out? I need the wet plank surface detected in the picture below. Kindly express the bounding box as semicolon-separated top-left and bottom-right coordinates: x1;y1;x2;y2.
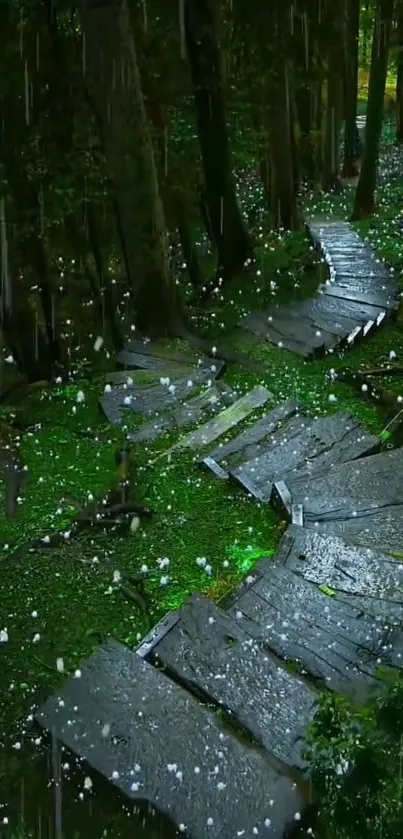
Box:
116;349;195;376
175;385;272;450
311;505;403;553
36;639;302;839
99;361;225;425
286;448;403;546
230;412;379;502
241;311;324;359
201;399;302;478
227;565;403;700
153;594;317;771
278;525;403;601
127;382;236;443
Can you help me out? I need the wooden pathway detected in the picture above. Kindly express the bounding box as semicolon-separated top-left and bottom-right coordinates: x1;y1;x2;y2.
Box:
36;224;403;837
241;220;399;358
36;400;403;837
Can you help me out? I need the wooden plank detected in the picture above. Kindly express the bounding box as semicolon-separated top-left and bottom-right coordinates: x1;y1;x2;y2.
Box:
229;415;312;502
322;284;392;311
99;363;225;425
280;524;403;602
227;566;403;701
201;399;302;478
174;382;236;428
230;412;379;500
310;505;403;553
240;312;317;359
116;349;194;375
123;339;206;366
175;385;273;451
346;325;362;345
268;302;358;341
330;276;394;299
263;312;327;355
105;369;166;385
36;639;302;839
127;383;237;443
291;505;304;526
271;480;293;516
286;447;403;551
153;594;317;770
308;292;386;325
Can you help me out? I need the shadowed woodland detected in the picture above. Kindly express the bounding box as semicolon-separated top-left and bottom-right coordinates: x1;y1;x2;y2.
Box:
2;1;403;837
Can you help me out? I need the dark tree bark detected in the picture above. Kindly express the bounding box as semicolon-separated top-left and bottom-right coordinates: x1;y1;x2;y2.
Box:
352;0;395;219
267;62;300;229
76;0;183;337
323;0;346;190
343;0;361;176
184;0;253;283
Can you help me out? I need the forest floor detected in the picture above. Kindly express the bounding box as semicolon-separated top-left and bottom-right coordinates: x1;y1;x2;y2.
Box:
1;121;403;832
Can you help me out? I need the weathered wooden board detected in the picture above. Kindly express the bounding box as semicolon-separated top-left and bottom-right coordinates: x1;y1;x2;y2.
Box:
116;349;195;376
278;525;403;601
36;639;302;838
230;412;379;502
286;447;403;549
240;312;321;359
175;385;273;451
229;415;312;502
329;259;389;273
329;276;394;300
311;506;403;553
123;339;207;366
309;292;386;325
99;362;225;425
322;284;391;312
105;369;165;385
325;248;375;259
127;383;237;443
265;312;337;352
267;303;358;341
227;566;403;700
153;594;317;770
201;399;302;478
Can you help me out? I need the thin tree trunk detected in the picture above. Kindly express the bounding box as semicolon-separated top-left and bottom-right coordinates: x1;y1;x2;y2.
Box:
352;0;395;219
267;63;300;229
76;0;182;337
184;0;252;282
343;0;360;176
323;0;346;190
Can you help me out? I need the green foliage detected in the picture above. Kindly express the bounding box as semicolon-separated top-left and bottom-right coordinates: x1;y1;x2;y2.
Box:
306;678;403;839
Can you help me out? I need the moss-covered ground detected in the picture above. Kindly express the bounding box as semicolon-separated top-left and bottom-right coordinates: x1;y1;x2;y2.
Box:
2;123;403;836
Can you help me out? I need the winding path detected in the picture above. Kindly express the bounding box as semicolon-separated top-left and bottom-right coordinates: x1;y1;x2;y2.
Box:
36;222;403;838
241;220;399;358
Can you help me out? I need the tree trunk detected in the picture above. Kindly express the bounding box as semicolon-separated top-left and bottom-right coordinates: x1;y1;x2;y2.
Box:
76;0;182;337
352;0;395;220
267;63;300;229
323;0;346;190
343;0;360;176
184;0;252;282
396;13;403;142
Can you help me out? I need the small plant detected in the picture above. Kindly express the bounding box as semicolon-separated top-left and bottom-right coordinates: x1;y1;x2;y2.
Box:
305;675;403;838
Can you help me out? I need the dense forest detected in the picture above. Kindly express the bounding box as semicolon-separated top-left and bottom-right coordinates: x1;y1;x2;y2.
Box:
1;1;403;837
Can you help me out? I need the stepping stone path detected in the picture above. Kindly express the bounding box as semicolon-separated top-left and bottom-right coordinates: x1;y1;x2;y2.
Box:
37;225;403;836
240;220;399;358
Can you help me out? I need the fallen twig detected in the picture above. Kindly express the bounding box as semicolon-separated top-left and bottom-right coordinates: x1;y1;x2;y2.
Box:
359;365;403;378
